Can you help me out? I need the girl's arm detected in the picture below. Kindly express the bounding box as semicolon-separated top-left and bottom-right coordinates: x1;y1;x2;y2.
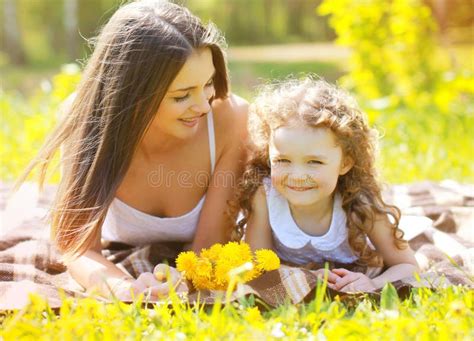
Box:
191;94;249;251
368;215;419;288
244;186;274;250
333;215;419;292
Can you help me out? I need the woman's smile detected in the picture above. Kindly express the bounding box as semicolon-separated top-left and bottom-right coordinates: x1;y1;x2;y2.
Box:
178;113;207;127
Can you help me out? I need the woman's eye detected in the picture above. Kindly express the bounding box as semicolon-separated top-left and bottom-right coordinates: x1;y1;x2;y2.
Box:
173;94;190;102
205;79;214;87
308;160;323;165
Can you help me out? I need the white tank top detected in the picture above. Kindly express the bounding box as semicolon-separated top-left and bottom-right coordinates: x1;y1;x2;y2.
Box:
263;178;358;265
101;112;216;246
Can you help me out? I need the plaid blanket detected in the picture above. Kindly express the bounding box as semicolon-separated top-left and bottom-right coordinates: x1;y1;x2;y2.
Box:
1;181;473;310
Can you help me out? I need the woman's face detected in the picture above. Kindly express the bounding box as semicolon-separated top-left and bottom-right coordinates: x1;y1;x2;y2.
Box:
152;48;216;140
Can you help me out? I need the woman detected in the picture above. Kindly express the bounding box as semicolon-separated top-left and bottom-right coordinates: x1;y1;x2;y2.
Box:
18;0;248;300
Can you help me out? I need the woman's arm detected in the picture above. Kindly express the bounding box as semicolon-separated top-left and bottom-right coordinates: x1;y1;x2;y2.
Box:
191;94;249;251
244;186;274;251
67;237;137;298
68;243;186;300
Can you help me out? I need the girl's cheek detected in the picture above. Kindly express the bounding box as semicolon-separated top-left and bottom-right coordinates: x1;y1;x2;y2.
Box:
270;172;286;187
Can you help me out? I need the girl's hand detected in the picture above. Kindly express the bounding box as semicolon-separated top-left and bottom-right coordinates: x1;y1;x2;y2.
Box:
313;268;341;285
331;268;377;293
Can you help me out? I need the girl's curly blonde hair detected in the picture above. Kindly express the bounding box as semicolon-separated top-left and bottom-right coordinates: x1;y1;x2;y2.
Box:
232;77;407;267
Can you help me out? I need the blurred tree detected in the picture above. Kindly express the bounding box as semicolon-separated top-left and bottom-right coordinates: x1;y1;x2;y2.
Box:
425;0;474;40
0;0;335;67
182;0;334;45
2;0;26;65
42;0;65;60
2;0;472;69
64;0;78;59
318;0;472;109
287;0;304;37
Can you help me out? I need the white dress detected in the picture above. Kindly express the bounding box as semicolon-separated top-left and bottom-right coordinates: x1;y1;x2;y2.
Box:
101;112;216;246
263;178;358;265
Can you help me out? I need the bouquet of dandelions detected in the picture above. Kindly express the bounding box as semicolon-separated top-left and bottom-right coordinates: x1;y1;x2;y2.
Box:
176;241;280;290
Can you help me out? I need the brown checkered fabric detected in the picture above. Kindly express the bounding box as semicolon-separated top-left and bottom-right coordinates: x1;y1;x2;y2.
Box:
1;181;473;310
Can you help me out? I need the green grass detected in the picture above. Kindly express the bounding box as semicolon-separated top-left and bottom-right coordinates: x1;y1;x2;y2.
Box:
1;285;472;339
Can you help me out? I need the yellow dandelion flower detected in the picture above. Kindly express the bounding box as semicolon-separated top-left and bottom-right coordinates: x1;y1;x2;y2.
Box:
192;275;213;290
214;283;227;291
220;242;240;261
214;260;232;286
201;243;223;263
195;258;213;279
245;307;263;323
255;249;280;271
176;251;198;278
180;242;279;290
237;241;253;263
242;267;261;283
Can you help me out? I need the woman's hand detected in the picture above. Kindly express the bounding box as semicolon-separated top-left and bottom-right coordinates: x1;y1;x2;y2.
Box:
331;268;377;293
153;264;189;294
112;264;188;301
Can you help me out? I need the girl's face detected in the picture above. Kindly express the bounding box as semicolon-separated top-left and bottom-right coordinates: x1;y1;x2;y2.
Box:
269;124;353;208
152;48;216;140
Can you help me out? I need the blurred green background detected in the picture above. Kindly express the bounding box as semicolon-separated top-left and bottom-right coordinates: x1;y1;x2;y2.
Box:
1;0;473;183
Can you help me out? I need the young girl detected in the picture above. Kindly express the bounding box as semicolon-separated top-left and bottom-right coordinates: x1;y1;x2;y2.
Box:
235;77;418;293
17;0;248;300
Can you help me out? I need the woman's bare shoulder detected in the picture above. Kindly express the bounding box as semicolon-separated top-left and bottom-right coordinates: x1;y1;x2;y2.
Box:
211;93;249;144
213;93;249;113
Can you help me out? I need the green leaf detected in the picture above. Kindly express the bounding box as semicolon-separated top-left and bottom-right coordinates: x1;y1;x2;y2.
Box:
380;283;399;311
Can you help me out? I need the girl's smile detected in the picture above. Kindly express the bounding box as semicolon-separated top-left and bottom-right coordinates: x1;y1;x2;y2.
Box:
269;124;352;210
286;185;317;192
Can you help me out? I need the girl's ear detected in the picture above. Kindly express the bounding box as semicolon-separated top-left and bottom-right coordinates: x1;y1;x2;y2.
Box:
339;156;354;175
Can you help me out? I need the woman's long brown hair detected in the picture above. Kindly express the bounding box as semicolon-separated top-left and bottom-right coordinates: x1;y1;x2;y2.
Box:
232;77;406;267
16;0;229;261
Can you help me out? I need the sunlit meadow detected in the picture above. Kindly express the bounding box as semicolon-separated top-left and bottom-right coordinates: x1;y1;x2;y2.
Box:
1;0;473;338
1;285;472;339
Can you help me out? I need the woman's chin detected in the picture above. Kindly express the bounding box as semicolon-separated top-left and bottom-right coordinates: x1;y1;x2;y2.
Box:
174;123;200;139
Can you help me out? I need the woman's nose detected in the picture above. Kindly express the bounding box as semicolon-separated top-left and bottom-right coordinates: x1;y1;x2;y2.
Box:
192;88;214;113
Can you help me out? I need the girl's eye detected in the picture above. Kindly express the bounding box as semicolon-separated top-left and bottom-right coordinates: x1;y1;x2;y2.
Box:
173;94;190;102
308;160;323;165
205;79;214;87
273;159;290;164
